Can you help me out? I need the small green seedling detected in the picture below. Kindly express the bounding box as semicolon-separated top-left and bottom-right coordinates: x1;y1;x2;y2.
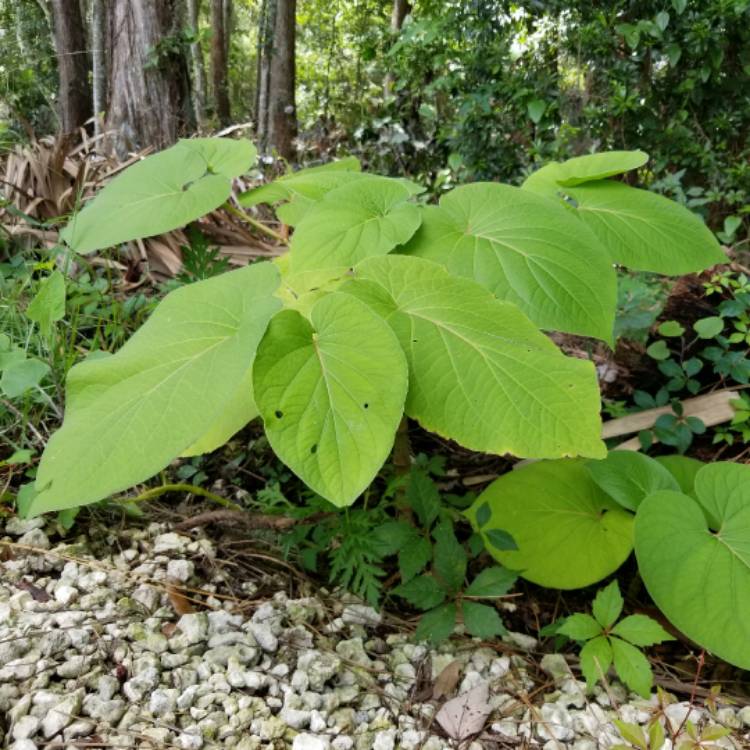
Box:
558;581;673;697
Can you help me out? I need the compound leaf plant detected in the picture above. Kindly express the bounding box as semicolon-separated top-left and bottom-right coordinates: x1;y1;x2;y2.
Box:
21;138;723;525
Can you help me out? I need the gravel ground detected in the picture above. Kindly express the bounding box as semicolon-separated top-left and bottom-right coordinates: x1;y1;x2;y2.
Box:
1;515;748;750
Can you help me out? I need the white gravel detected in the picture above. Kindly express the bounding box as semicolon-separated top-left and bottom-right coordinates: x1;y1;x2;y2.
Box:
0;517;747;750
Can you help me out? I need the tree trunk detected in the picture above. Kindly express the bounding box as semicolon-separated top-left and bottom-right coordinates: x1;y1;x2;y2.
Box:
210;0;231;125
104;0;190;156
384;0;410;96
50;0;92;133
187;0;207;129
256;0;276;149
391;0;410;31
266;0;296;160
91;0;107;138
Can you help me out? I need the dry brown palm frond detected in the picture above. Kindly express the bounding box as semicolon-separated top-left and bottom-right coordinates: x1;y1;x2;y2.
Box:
0;132;284;276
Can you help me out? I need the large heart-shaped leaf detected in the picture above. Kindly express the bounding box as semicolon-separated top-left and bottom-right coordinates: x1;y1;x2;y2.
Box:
253;292;408;506
403;183;616;341
27;262;281;516
635;462;750;669
343;255;605;459
469;460;634;589
522;151;649;198
61;138;256;253
565;181;725;274
654;455;703;496
289;176;422;272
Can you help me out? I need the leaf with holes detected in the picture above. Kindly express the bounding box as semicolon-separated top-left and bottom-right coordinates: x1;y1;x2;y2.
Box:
26;262;281;516
62;138;256;253
468;460;633;589
342;255;605;460
403;183;616;340
635;462;750;669
253;292;408;506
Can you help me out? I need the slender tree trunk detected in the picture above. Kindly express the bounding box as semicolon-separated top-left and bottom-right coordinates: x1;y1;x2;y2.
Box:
187;0;207;129
266;0;296;160
384;0;410;96
256;0;276;149
104;0;190;155
50;0;92;133
211;0;231;125
391;0;410;31
91;0;106;138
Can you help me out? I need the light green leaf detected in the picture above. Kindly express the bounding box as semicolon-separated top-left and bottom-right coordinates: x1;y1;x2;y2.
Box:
565;181;725;274
527;99;546;123
580;635;613;688
27;270;66;336
403;183;616;340
614;720;648;749
343;255;605;459
522;151;649;197
611;615;674;647
646;340;670;360
253;292;408;506
611;636;653;697
1;358;50;397
239;156;362;207
392;574;446;610
62;138;256;253
693;316;724;339
657;320;684;337
181;367;257;456
27;263;281;516
592;580;624;628
464;566;517;598
415;603;457;644
586;450;679;512
463;601;507;638
635;462;750;669
289;176;422;271
558;613;602;641
654;455;703;495
469;460;633;589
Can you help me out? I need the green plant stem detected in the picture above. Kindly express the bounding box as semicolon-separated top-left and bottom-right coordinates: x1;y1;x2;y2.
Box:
123;483;243;511
223;202;286;243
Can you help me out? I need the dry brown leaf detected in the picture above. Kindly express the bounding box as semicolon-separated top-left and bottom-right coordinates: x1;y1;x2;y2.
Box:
435;683;492;741
161;622;178;638
432;658;462;700
166;584;195;615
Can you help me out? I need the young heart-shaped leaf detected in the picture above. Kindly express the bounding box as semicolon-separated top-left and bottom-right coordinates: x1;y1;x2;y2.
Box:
522;150;649;198
403;182;616;341
565;181;725;275
635;462;750;669
653;455;703;496
27;262;281;516
468;460;633;589
289;176;422;271
253;292;408;507
343;255;605;460
586;451;679;512
61;138;256;253
1;358;49;398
